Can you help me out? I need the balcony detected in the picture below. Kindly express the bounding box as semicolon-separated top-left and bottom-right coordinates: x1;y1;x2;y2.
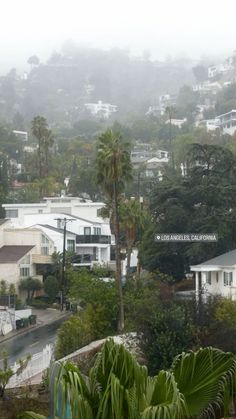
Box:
71;254;95;265
32;254;52;264
76;235;111;244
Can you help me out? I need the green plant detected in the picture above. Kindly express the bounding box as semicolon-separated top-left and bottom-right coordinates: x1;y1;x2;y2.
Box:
44;275;60;302
29;300;49;309
22;340;236;419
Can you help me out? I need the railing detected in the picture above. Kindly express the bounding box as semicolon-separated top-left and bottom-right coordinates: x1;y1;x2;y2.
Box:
32;254;53;264
72;254;95;264
7;344;53;388
76;235;111;244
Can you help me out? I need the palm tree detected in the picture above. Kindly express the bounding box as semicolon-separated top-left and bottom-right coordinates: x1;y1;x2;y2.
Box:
21;340;236;419
95;129;132;331
120;198;146;278
31;116;48;180
31;116;54;192
165;105;177;169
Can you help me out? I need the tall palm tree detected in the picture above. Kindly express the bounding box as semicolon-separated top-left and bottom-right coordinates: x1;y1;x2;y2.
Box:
21;340;236;419
95;129;132;331
31;116;48;180
120;198;146;278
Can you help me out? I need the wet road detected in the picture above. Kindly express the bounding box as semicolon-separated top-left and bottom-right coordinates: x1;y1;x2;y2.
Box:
1;318;65;365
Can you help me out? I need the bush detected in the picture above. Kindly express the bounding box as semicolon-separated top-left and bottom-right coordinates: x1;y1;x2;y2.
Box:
44;275;60;302
30;300;49;309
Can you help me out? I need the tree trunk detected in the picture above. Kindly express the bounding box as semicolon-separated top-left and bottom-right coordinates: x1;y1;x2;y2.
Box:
126;242;132;280
113;181;124;332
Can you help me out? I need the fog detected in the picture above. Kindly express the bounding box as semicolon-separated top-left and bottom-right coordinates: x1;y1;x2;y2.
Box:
1;0;236;72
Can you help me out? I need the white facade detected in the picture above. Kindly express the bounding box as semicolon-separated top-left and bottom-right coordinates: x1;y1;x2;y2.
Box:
13;130;28;141
191;250;236;300
165;118;187;128
3;197;106;223
216;110;236;135
85;100;117;119
3;198;112;269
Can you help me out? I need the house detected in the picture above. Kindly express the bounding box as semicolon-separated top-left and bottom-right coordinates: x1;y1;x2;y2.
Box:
165;118;187;128
85;100;117;119
3;200;112;269
190;249;236;300
216;110;236;135
0;220;53;295
13;130;28;142
3;196;106;223
196;110;236;135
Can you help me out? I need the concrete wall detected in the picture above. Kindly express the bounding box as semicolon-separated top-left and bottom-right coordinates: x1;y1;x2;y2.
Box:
4;228;54;255
15;308;32;319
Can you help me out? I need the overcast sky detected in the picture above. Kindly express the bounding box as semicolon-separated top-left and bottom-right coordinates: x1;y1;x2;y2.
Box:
1;0;236;72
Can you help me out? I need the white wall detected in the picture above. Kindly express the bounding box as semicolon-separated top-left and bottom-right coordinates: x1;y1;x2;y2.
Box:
4;228;54;255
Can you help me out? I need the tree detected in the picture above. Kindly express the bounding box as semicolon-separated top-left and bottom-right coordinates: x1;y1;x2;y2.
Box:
27;55;40;70
0;351;31;398
95;129;132;331
0;280;7;295
19;277;43;302
140;144;236;278
22;340;236;419
141;302;197;374
31;116;54;191
120;198;146;278
44;275;59;303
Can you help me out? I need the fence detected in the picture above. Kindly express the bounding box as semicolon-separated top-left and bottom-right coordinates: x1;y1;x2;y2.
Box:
7;344;53;388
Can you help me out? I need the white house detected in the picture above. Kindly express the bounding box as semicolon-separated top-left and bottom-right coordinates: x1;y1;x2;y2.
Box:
165;118;187;128
191;249;236;300
196;110;236;135
0;220;54;295
3;196;106;223
85;100;117;119
3;198;112;269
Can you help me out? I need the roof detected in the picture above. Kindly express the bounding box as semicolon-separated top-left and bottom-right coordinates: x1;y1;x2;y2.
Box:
38;224;76;236
0;245;35;263
194;249;236;267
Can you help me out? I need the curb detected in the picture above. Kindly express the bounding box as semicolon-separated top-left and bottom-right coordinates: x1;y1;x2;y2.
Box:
0;313;70;344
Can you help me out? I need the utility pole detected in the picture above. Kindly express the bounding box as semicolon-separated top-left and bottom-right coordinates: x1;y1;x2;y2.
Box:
55;217;75;310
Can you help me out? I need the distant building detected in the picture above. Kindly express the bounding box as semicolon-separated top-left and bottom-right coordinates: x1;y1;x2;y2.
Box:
198;110;236;135
131;149;169;168
145;105;161;117
13;131;28;142
85;100;117;119
159;94;177;115
165;118;187;128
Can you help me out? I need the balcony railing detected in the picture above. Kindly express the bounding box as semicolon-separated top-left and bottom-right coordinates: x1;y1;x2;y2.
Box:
71;254;95;264
32;254;52;264
76;235;111;244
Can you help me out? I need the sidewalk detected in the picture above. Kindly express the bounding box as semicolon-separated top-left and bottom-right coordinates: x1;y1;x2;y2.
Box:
0;308;70;344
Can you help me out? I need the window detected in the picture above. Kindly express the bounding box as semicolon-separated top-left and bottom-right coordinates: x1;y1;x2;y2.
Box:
84;227;91;235
41;234;49;255
67;239;75;252
38;209;43;214
94;227;101;235
206;272;211;285
41;246;49;255
6;209;18;218
20;267;30;277
97;209;102;217
224;272;233;286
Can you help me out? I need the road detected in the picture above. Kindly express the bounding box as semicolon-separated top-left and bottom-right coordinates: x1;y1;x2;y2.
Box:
1;318;65;365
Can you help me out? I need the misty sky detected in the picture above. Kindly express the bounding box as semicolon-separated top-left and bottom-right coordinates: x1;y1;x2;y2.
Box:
1;0;236;72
